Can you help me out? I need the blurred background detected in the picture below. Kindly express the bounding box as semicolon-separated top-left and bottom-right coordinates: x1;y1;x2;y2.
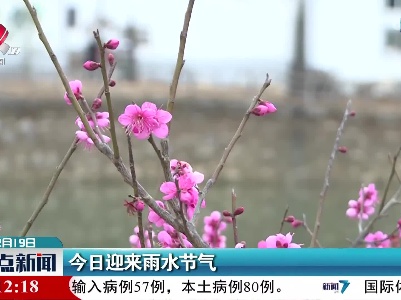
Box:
1;0;401;248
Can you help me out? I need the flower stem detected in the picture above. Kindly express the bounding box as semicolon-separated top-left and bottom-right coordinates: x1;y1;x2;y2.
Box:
94;30;120;160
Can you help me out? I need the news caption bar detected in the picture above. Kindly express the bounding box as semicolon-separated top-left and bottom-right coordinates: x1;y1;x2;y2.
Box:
0;237;400;299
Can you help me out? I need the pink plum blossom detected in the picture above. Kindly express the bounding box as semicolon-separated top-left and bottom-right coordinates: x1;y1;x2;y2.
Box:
75;130;110;150
118;102;172;139
202;211;227;248
258;233;302;248
75;112;110;130
129;226;154;248
148;201;167;227
364;231;391;248
160;173;200;204
359;183;378;205
346;198;375;220
64;80;83;105
186;199;206;220
157;224;192;248
251;100;277;116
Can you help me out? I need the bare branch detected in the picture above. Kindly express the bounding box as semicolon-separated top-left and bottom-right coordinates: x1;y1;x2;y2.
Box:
302;214;322;248
166;0;196;122
379;147;401;212
279;205;290;233
192;73;272;224
93;30;120;159
20;138;78;236
310;99;352;247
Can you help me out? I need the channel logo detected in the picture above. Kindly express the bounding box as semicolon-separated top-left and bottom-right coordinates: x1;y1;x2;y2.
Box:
0;24;10;55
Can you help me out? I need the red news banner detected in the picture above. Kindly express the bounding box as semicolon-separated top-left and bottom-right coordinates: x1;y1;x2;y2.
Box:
0;276;77;300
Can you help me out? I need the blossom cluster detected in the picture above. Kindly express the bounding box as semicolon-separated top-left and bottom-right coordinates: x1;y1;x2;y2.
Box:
346;183;401;248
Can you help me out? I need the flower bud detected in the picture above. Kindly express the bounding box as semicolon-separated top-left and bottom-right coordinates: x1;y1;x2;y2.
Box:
251;100;277;116
397;218;401;228
105;39;120;50
234;206;245;216
83;60;100;71
291;219;304;228
223;216;233;223
349;111;356;117
91;98;102;110
222;210;232;217
338;146;347;153
109;79;116;87
108;53;115;66
284;215;295;223
134;200;145;212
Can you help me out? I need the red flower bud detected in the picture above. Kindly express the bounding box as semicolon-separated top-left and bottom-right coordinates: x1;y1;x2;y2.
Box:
234;207;245;216
108;53;115;66
284;216;295;223
222;210;232;217
349;111;356;117
109;79;116;87
338;146;347;153
291;219;304;228
91;98;102;110
83;60;100;71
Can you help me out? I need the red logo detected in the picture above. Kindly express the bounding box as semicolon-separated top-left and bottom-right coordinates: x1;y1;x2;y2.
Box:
0;24;9;46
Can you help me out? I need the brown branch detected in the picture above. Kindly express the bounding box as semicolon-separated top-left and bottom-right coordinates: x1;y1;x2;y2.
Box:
279;205;290;233
93;29;120;160
20;138;78;236
302;214;322;248
148;223;154;248
231;189;239;246
309;99;352;247
192;73;272;224
379;147;401;212
166;0;196;123
388;153;401;184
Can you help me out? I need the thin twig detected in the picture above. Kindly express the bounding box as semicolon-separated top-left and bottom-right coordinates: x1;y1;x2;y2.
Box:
127;134;139;197
148;224;154;248
358;184;365;234
309;99;352;247
388;153;401;184
166;0;195;124
379;147;401;212
127;134;145;248
93;29;120;160
279;205;290;233
22;0;98;146
302;214;322;248
231;189;239;246
20;138;78;236
137;212;146;248
192;73;272;224
97;62;117;98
